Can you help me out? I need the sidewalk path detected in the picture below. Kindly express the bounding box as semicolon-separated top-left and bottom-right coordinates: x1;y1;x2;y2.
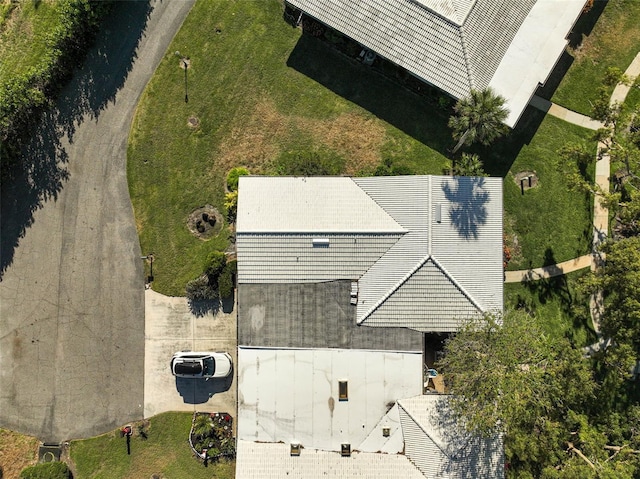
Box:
530;95;604;130
504;255;591;283
515;52;640;354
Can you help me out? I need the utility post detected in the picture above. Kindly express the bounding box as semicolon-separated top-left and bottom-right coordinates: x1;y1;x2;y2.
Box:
174;51;189;103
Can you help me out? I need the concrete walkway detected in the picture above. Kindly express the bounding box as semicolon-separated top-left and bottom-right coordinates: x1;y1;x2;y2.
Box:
504;255;591;283
508;52;640;289
513;52;640;354
530;95;604;130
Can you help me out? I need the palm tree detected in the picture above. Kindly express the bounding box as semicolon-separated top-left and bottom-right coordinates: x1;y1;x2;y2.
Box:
448;88;509;154
449;153;488;177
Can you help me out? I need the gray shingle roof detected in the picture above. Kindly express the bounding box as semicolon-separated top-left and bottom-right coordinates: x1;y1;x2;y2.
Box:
237;175;503;333
287;0;535;99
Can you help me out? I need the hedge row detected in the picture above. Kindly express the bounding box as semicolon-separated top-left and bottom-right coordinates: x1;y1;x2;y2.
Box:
0;0;112;172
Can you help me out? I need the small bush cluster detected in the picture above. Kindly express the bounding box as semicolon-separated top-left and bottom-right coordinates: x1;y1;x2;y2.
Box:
185;253;236;302
275;149;345;176
20;462;71;479
191;412;235;461
374;158;415;176
224;167;248;223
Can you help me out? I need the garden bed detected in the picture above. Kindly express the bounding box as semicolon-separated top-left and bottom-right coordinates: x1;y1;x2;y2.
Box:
189;412;235;462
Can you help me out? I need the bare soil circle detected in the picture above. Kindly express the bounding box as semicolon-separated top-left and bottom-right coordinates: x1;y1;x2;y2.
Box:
187;205;223;240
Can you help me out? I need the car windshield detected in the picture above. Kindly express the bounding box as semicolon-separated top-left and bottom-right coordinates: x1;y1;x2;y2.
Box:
202;357;215;376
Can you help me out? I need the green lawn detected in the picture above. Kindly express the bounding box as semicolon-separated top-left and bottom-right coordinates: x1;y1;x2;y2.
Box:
127;0;449;295
0;1;63;84
129;0;601;296
70;413;234;479
551;0;640;115
481;112;596;270
504;270;596;348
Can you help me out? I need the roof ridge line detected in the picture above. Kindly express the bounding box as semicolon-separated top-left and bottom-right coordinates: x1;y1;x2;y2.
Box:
458;26;476;91
350;177;406;232
429;255;484;313
356;252;431;325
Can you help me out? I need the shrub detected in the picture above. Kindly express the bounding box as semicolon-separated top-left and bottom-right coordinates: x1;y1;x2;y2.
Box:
185;275;217;302
218;260;237;299
275;148;345;176
205;251;227;280
374;158;415;176
226;167;249;192
20;462;71;479
224;190;238;223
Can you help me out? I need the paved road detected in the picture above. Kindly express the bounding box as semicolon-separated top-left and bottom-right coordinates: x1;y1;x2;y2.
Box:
0;0;194;442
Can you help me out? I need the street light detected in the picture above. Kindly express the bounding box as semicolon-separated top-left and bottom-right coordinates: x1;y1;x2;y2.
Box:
174;51;189;103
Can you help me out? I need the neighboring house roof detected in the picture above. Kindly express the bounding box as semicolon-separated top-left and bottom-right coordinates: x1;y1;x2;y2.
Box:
398;395;504;478
286;0;586;127
236;440;426;479
237;175;503;333
237;347;423;451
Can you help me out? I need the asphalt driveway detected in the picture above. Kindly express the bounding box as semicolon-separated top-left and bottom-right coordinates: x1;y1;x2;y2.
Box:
144;290;237;421
0;0;194;442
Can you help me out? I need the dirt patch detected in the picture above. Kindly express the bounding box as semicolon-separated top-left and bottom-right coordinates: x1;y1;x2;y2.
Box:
299;113;385;175
187;205;223;240
0;428;38;479
215;100;285;173
513;171;539;190
215;99;386;175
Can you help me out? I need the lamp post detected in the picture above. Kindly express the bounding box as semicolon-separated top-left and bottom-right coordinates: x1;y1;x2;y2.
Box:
141;253;154;284
174;51;189;103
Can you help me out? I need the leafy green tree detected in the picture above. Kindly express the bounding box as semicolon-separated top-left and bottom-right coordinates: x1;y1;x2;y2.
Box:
226;167;249;192
438;311;596;475
205;251;227;281
580;236;640;363
448;152;488;177
448;87;509;154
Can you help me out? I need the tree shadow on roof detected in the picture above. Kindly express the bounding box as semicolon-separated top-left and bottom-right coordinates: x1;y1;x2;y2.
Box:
442;177;489;240
0;1;153;279
424;396;504;478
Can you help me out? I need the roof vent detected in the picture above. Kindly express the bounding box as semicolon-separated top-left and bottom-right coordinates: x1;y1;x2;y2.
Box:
435;204;442;223
312;238;330;248
341;443;351;457
290;443;301;456
382;427;390;437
